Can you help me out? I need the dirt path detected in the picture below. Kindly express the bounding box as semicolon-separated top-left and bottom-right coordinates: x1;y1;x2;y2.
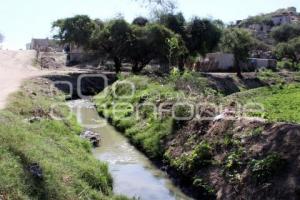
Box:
0;50;113;109
0;50;47;109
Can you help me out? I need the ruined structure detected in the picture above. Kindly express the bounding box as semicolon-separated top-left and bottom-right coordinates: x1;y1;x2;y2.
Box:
27;38;64;52
272;7;299;25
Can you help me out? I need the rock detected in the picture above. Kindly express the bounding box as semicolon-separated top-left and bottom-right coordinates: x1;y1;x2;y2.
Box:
29;163;43;179
80;130;101;147
25;116;42;123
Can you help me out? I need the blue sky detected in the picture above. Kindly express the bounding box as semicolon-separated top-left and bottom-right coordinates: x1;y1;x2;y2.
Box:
0;0;299;49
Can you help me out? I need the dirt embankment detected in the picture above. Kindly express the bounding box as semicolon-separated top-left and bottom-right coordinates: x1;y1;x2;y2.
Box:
166;112;300;200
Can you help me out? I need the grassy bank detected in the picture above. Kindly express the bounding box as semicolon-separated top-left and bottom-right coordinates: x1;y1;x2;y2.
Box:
225;83;300;123
0;78;128;200
94;71;300;199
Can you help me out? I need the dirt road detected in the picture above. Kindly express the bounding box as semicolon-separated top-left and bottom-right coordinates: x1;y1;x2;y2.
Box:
0;50;48;109
0;50;108;109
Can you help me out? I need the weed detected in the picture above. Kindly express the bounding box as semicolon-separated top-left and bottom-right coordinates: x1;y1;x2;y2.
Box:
193;178;215;195
250;153;285;184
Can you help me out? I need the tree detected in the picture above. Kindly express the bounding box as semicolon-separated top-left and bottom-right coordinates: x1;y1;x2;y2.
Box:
186;18;222;57
274;37;300;65
90;19;132;73
271;24;300;43
147;23;186;72
158;12;186;36
132;17;149;26
128;25;153;73
52;15;96;48
128;23;187;73
212;19;226;30
136;0;177;13
220;28;254;78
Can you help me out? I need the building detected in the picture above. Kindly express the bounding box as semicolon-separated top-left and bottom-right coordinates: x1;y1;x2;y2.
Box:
194;53;234;72
272;7;299;26
244;58;277;71
28;38;64;52
194;53;276;72
248;24;272;33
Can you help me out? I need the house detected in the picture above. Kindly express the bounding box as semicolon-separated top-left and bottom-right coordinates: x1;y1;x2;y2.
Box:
248;24;272;33
272;7;299;26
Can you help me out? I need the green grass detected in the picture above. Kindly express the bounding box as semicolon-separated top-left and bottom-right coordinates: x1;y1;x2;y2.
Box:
0;79;129;200
95;75;178;158
257;69;285;84
225;84;300;123
94;73;300;198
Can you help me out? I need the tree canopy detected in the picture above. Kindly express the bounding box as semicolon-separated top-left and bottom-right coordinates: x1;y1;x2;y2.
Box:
52;14;223;75
52;15;96;48
274;37;300;64
186;18;222;56
221;28;254;78
271;24;300;43
158;12;186;36
91;19;133;73
132;17;149;26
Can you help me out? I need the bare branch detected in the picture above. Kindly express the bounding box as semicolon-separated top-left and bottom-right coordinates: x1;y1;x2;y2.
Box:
135;0;177;12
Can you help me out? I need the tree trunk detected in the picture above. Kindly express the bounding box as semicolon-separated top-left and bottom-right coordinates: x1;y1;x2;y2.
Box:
114;57;122;74
132;61;140;74
178;56;185;74
235;58;243;79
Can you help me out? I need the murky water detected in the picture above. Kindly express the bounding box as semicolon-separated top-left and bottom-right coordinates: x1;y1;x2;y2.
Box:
69;100;193;200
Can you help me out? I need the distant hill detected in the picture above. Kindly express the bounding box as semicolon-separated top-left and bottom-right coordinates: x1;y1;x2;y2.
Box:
236;7;300;45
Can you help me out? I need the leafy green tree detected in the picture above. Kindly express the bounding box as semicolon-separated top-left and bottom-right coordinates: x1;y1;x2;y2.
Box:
221;28;254;78
90;19;132;73
128;23;186;73
271;24;300;43
147;23;186;72
212;19;226;30
52;15;96;48
128;25;153;73
132;17;149;26
274;37;300;65
186;18;222;57
159;12;186;36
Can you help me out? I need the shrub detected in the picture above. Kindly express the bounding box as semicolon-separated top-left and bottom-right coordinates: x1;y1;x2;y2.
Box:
193;178;215;195
250;153;285;183
170;141;213;174
277;60;300;71
258;69;284;84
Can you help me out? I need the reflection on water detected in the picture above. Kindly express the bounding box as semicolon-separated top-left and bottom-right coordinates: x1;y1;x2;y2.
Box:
69;100;193;200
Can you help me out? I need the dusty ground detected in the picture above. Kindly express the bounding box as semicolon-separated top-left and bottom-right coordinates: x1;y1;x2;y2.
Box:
0;50;98;109
0;50;47;109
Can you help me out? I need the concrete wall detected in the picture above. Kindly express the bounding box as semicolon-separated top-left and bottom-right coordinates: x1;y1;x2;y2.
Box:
243;58;277;71
272;15;292;25
207;53;234;70
30;39;64;52
195;53;276;72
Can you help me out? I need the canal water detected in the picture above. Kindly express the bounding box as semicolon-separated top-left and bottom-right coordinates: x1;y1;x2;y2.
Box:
69;100;192;200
